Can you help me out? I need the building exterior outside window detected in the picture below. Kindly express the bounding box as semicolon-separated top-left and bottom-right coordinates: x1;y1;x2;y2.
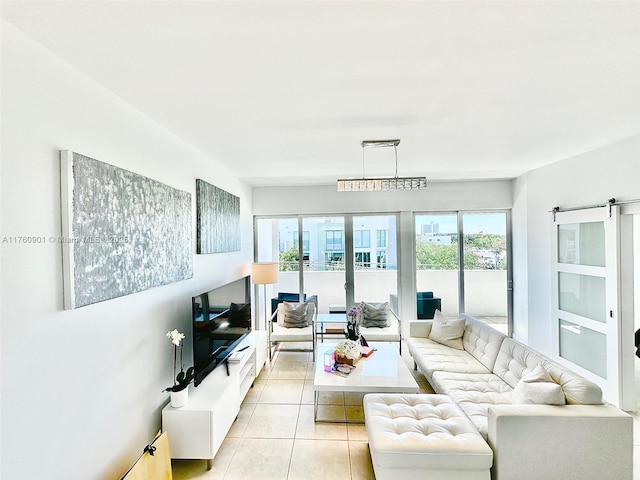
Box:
355;230;371;248
325;230;343;251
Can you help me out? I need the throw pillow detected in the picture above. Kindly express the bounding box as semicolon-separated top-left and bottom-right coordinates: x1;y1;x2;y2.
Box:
361;302;389;328
511;364;566;405
282;301;309;328
228;302;251;327
428;311;465;350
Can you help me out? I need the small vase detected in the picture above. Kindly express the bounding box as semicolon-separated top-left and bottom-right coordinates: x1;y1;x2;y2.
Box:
346;322;360;341
170;387;188;408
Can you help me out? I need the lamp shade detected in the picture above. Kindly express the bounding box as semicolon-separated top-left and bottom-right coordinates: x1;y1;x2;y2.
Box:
251;262;279;285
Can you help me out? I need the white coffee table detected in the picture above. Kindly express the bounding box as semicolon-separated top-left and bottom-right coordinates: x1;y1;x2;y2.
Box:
313;342;419;422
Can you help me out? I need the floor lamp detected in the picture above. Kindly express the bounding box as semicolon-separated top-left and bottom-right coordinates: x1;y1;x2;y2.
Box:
251;262;279;330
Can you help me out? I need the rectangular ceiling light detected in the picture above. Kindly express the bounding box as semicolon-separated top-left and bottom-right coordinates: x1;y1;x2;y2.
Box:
336;177;427;192
337;139;427;192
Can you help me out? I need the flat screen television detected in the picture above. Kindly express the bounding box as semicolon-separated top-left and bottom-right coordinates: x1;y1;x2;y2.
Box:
191;275;252;386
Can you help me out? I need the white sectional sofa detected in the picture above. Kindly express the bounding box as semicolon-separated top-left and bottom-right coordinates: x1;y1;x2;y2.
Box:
406;314;633;480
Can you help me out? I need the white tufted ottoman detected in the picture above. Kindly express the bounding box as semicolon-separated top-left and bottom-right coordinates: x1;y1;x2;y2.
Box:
364;394;493;480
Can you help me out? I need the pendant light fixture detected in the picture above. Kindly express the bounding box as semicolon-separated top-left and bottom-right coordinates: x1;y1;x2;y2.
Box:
336;139;427;192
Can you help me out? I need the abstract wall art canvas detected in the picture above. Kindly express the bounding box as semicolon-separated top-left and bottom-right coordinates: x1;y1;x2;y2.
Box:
196;179;240;254
60;151;193;309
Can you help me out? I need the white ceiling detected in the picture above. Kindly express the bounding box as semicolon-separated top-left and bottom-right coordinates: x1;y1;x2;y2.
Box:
2;1;639;187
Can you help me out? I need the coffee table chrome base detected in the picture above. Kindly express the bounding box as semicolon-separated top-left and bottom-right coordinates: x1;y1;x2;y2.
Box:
313;390;366;424
312;342;419;423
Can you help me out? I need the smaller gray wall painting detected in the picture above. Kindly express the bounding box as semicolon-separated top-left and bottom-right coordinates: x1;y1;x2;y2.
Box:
196;179;240;254
60;151;193;309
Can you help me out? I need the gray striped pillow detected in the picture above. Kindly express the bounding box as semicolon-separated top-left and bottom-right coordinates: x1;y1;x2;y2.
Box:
282;302;309;328
362;302;389;328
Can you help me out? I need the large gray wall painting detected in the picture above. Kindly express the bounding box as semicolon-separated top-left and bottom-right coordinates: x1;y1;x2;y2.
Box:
196;179;240;254
60;151;193;309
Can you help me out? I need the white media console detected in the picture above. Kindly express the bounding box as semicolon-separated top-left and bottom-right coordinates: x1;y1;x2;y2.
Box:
162;330;267;468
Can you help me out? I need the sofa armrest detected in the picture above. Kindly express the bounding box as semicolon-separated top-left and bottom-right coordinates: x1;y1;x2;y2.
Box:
487;404;632;480
408;320;432;338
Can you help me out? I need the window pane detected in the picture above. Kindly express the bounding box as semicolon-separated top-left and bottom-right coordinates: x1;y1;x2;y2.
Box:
353;215;397;309
325;230;343;251
302;232;310;256
462;212;508;333
415;214;459;317
558;272;606;322
559;319;607;378
355;230;370;248
303;216;346;313
256;218;301;321
557;222;605;267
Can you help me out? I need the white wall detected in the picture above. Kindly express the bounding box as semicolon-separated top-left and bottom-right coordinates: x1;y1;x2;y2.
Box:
513;135;640;355
511;176;529;342
0;21;253;480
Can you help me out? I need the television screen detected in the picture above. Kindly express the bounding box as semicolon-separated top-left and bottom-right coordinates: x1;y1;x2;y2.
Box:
192;275;251;386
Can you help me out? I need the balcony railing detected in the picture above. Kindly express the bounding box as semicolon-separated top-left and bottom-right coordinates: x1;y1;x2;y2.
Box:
271;268;507;319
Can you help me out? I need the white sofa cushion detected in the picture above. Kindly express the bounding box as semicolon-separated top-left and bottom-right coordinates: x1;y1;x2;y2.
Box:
360;309;400;342
428;312;465;350
431;371;513;439
270;323;314;342
511;365;566;405
494;337;602;405
408;338;491;382
493;337;546;388
460;314;506;372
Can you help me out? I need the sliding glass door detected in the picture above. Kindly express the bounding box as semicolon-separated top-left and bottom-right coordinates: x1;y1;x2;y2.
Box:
462;212;510;333
352;215;398;309
415;214;459;317
414;211;511;332
255;214;398;315
301;216;346;314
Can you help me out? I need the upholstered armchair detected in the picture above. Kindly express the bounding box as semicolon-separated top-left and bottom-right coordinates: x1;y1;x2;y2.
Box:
355;301;402;353
268;301;316;360
416;291;442;319
389;292;442;319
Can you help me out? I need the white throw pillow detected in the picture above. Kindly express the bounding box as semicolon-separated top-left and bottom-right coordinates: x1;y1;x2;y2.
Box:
428;311;465;350
511;364;566;405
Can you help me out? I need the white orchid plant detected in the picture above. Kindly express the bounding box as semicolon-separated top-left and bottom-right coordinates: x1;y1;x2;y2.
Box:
345;302;363;340
346;303;363;324
164;329;194;393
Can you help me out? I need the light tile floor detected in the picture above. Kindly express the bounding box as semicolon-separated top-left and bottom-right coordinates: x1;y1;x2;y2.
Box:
173;343;640;480
172;343;433;480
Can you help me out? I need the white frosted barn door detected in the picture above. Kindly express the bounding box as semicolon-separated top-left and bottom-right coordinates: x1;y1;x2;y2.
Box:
551;205;633;409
